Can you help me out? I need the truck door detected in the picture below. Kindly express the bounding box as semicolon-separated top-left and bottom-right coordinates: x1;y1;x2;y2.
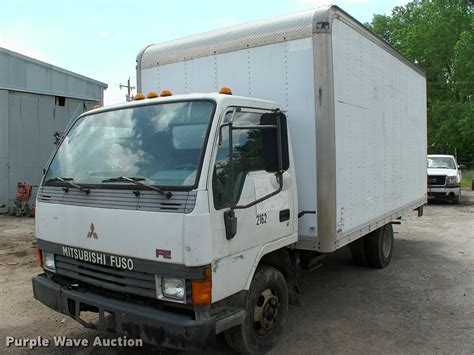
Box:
210;107;294;257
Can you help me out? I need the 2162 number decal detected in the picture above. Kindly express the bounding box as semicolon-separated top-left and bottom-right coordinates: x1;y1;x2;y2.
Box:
256;213;267;225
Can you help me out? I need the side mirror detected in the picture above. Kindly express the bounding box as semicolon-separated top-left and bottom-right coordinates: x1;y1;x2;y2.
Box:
260;113;289;173
458;164;466;170
224;210;237;240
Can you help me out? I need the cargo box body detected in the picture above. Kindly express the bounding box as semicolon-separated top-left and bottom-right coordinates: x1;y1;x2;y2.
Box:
137;5;427;253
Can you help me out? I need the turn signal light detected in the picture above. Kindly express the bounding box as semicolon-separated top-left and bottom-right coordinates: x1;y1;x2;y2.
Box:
93;104;102;109
219;87;232;95
35;248;43;268
160;89;172;97
134;93;145;100
147;91;159;99
192;266;212;306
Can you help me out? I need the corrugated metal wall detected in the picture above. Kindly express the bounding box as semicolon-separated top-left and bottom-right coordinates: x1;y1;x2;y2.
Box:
0;48;107;212
0;90;8;210
0;48;105;102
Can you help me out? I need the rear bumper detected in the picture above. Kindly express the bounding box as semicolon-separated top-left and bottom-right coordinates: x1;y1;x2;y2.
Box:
32;274;215;350
427;185;460;199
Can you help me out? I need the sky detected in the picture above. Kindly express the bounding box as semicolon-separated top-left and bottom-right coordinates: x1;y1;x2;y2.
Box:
0;0;410;105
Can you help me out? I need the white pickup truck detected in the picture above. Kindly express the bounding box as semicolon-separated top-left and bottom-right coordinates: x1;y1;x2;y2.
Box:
32;5;427;353
427;154;463;203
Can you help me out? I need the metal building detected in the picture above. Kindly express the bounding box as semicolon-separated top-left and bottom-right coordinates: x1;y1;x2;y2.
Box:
0;47;107;212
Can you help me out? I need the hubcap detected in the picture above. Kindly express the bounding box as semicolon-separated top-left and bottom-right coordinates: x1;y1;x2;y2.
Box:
253;288;280;337
382;229;392;258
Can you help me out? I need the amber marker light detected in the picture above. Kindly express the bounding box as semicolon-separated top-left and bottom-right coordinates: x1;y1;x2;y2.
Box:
134;93;145;100
160;89;172;97
219;87;232;95
147;91;159;99
192;266;212;306
35;248;43;268
93;104;102;109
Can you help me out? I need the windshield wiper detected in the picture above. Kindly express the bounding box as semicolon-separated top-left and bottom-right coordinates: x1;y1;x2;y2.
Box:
45;177;90;195
101;176;172;199
102;176;147;183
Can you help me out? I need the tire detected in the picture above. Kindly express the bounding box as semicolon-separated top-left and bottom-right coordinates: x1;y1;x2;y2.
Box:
225;265;288;354
452;193;461;204
350;237;367;266
364;224;394;269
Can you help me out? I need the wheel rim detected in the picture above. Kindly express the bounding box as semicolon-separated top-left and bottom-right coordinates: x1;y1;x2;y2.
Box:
382;228;392;258
253;288;280;337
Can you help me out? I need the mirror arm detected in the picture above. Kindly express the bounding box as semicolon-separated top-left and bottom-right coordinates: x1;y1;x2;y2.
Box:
231;125;278;130
223;108;238;240
218;122;231;145
276;109;283;172
218;107;237;145
229;121;235;208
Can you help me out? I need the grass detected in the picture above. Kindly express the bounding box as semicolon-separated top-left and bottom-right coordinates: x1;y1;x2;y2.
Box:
461;170;473;190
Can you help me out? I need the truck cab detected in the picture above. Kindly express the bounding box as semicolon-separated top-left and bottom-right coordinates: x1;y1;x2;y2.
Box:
32;92;298;351
427;154;462;203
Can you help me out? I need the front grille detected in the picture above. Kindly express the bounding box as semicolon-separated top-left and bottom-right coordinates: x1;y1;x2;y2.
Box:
427;175;446;186
55;255;156;298
37;186;197;213
428;192;448;198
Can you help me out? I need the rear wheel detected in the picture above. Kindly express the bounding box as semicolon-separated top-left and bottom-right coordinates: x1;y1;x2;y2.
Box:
364;224;394;268
225;265;288;355
350;237;367;266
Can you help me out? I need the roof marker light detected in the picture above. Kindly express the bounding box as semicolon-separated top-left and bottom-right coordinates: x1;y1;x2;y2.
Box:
219;87;232;95
134;93;145;100
93;104;102;109
147;91;159;99
160;89;172;97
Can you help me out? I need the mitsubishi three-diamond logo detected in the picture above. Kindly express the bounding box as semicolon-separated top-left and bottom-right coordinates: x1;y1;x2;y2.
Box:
86;223;98;239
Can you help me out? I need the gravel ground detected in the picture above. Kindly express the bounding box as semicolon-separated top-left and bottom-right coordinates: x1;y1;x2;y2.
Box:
0;192;473;354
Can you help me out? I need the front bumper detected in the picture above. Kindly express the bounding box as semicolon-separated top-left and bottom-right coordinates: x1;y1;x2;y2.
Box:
32;274;215;350
427;185;460;199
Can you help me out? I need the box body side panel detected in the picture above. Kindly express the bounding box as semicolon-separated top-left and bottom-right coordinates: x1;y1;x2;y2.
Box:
332;18;427;241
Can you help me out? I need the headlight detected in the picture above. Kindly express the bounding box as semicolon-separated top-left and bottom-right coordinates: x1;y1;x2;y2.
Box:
159;277;186;301
43;252;56;272
447;176;458;184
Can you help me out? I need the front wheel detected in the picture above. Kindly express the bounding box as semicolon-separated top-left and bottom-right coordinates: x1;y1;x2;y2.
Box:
225;265;288;354
452;192;461;204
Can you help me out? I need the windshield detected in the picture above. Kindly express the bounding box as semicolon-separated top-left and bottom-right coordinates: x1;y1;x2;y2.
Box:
427;157;456;169
44;100;215;188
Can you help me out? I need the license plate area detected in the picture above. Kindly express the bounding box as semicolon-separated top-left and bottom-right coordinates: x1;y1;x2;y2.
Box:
67;298;116;331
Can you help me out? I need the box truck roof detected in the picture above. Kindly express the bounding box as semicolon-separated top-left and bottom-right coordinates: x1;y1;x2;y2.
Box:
136;4;423;92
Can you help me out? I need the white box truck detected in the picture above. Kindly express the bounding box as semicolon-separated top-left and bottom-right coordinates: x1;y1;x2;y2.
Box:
32;5;427;353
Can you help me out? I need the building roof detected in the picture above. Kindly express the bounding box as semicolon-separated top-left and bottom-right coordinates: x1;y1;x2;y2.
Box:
0;47;107;101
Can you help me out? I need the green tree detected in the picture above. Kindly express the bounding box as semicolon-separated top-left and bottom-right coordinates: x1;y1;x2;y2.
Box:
367;0;474;161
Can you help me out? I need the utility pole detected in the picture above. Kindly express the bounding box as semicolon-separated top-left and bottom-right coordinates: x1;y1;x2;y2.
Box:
119;77;135;101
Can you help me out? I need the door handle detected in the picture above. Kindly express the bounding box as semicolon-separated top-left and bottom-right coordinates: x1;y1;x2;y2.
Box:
279;209;290;222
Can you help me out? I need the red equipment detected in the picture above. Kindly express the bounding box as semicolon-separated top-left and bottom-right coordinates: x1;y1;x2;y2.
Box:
7;182;36;217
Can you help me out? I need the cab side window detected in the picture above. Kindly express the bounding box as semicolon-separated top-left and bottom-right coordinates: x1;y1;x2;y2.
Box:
212;111;267;210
